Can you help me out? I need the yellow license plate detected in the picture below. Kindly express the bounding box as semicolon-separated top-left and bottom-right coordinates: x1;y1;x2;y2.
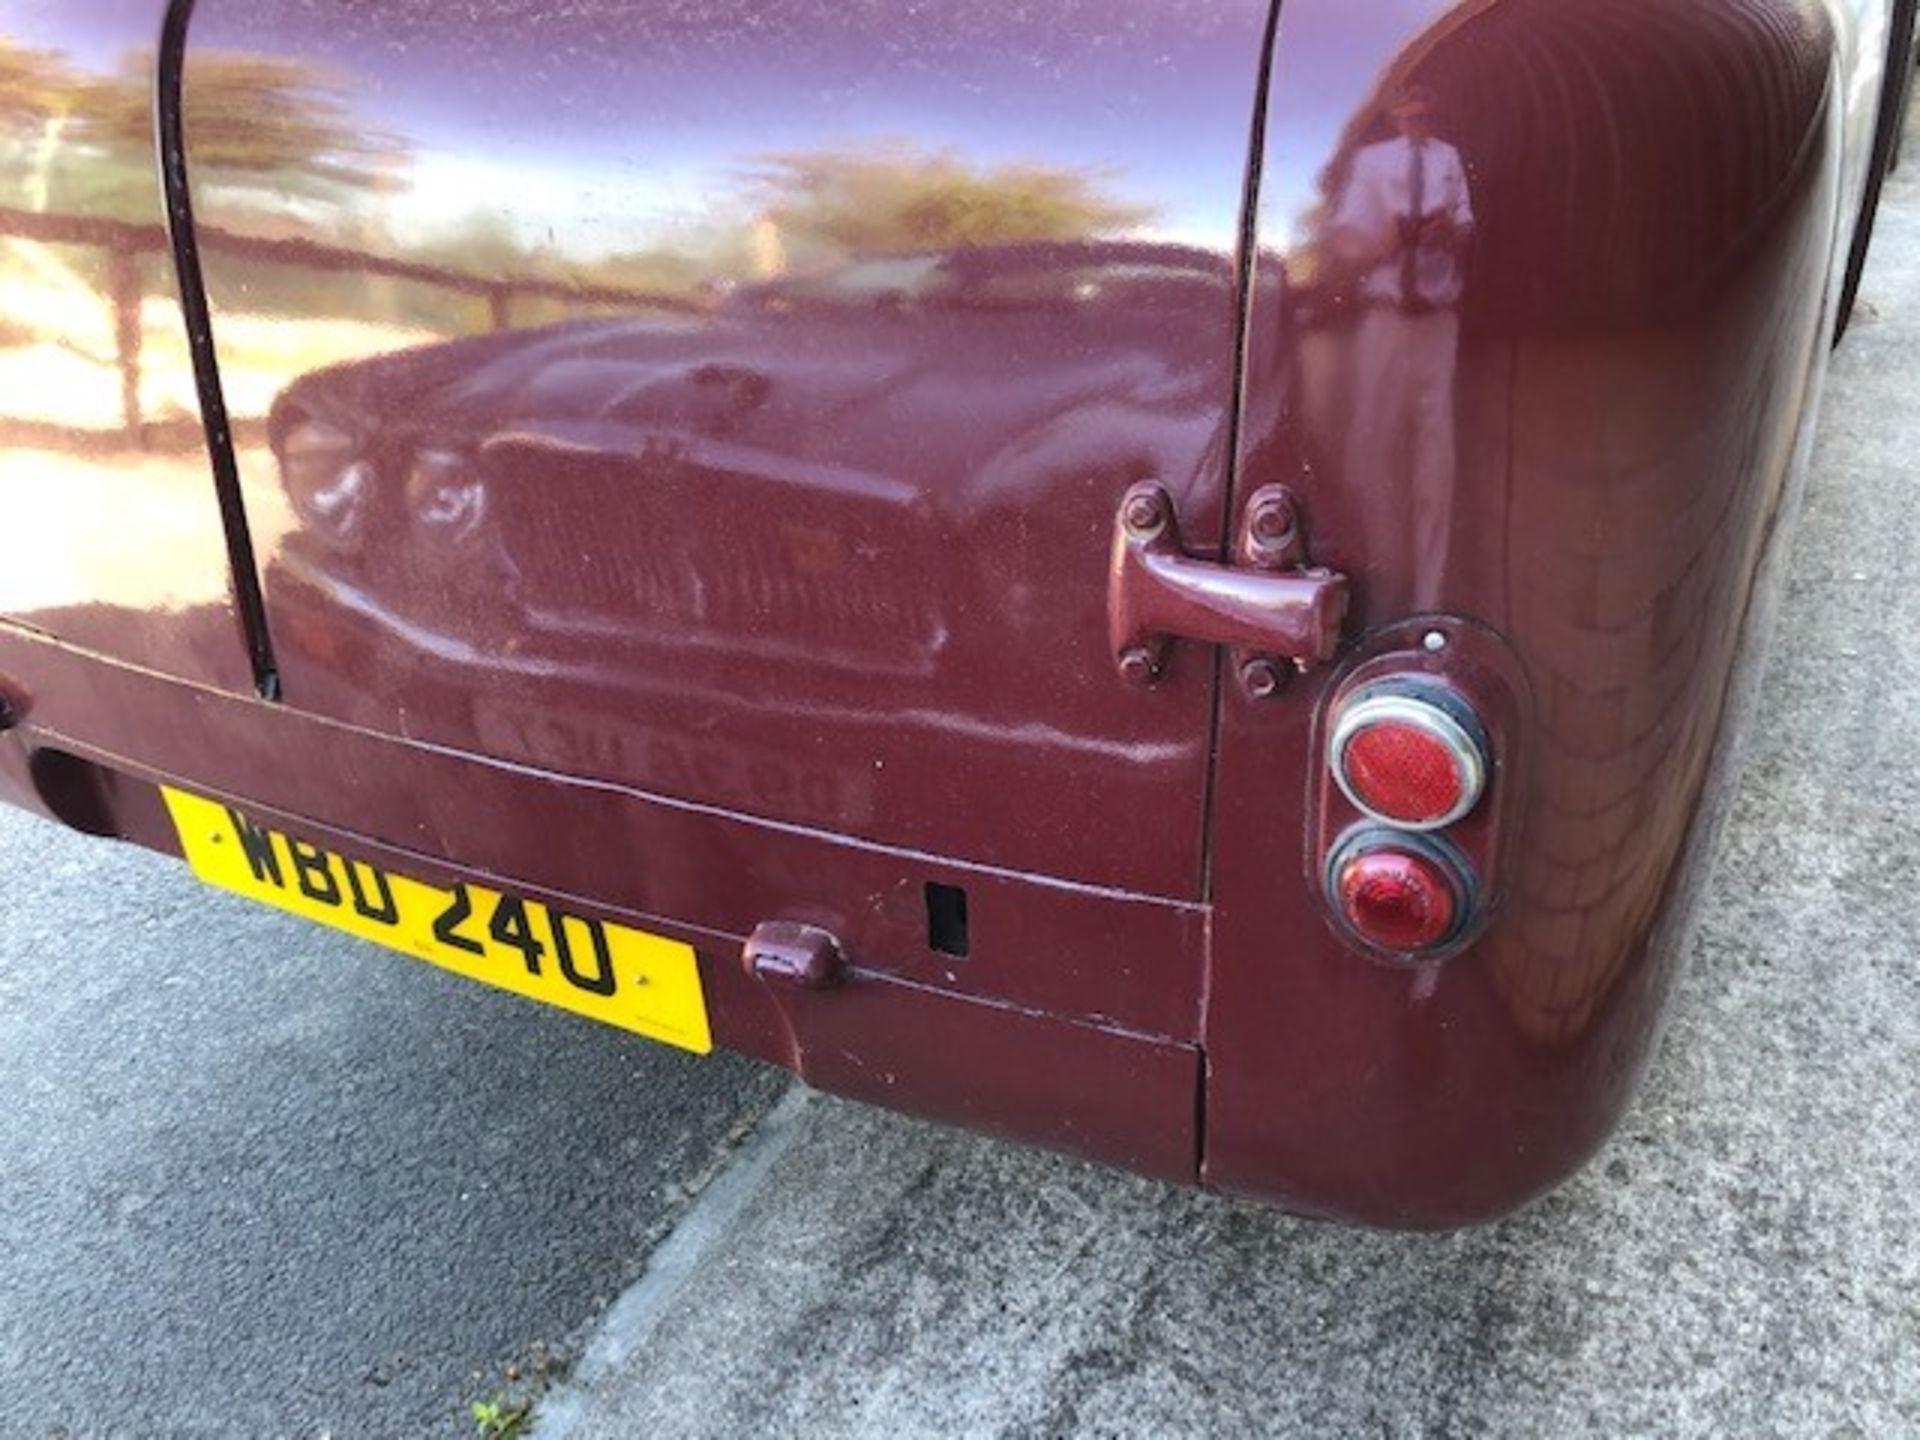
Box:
162;786;711;1053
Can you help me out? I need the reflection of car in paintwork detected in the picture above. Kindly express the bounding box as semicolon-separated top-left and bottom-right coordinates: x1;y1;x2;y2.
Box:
1;0;1914;1227
265;240;1231;674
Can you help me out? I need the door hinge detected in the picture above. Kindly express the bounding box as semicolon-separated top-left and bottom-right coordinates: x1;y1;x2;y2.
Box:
1108;482;1348;696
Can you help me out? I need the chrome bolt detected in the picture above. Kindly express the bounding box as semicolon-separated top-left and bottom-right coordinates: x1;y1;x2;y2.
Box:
1422;629;1448;652
1250;496;1296;543
1122;489;1168;540
1118;646;1160;687
1240;656;1284;699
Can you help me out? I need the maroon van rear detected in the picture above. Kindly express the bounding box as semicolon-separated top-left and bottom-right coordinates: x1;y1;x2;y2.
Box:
0;0;1906;1226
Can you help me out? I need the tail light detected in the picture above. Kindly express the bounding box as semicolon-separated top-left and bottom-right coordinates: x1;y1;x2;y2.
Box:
1327;829;1470;954
1329;682;1488;831
1314;622;1525;961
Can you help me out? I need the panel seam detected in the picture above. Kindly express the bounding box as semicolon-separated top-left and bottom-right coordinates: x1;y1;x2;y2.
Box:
1195;0;1287;908
156;0;280;699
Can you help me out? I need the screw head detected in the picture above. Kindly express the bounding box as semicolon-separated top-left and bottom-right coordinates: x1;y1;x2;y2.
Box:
1240;656;1284;699
1422;629;1448;653
1121;489;1168;540
1118;646;1160;687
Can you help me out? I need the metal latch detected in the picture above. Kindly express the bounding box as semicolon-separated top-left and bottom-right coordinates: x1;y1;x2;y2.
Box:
1108;482;1348;696
742;920;846;990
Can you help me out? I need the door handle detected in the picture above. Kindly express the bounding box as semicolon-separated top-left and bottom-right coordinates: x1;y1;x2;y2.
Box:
1108;482;1348;692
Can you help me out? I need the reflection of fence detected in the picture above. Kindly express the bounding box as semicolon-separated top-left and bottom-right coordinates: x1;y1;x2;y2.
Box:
0;203;697;448
0;205;161;445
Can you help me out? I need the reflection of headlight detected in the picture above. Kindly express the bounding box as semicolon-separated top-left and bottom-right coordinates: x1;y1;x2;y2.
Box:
407;448;485;546
279;418;370;547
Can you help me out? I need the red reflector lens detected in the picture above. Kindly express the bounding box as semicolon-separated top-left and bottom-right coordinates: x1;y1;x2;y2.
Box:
1342;722;1464;825
1330;688;1487;830
1334;845;1460;952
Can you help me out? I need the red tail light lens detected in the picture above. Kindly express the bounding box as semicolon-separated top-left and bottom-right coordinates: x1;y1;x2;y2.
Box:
1330;686;1487;830
1329;833;1468;953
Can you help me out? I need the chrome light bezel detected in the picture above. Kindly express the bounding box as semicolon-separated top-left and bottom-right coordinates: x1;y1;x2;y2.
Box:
1328;686;1488;832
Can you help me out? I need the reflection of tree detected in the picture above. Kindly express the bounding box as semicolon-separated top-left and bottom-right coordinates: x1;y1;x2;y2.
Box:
586;246;713;295
90;50;403;199
0;37;402;444
745;144;1155;257
445;145;1160;306
4;38;1159;425
413;211;538;279
0;38;77;127
0;40;404;223
0;39;83;216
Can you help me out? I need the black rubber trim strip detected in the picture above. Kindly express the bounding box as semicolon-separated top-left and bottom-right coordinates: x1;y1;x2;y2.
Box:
156;0;280;699
1835;0;1918;343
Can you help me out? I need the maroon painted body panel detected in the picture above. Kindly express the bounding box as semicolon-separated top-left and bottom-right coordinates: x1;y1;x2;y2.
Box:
1207;0;1878;1223
0;1;252;691
178;0;1279;900
0;0;1898;1225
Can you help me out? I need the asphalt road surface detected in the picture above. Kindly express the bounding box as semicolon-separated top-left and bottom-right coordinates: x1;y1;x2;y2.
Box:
0;807;786;1436
5;114;1919;1440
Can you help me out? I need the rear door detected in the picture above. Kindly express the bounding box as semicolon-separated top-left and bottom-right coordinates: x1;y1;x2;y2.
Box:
176;0;1277;897
0;1;259;693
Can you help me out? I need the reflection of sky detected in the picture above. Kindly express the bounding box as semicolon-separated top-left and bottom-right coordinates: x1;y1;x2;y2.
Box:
5;2;156;67
8;0;1275;253
9;0;1465;258
247;3;1252;246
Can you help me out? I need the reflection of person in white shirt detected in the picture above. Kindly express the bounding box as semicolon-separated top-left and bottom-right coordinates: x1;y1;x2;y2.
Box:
1334;82;1473;608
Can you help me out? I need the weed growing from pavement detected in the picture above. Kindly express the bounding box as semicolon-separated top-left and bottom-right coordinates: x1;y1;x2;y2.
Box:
466;1339;565;1437
470;1395;530;1438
